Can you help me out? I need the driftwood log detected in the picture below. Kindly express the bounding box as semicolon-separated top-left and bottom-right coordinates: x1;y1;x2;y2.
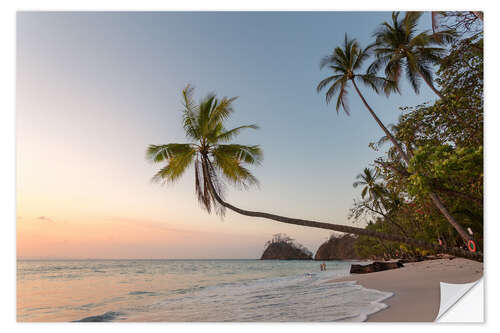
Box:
350;261;404;274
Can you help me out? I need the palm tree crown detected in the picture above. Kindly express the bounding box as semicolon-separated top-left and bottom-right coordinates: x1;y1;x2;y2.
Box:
146;85;262;216
370;11;454;96
317;34;396;114
353;167;384;201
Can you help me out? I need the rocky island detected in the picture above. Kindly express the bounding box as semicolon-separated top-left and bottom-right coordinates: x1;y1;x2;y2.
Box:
314;234;362;260
260;234;313;260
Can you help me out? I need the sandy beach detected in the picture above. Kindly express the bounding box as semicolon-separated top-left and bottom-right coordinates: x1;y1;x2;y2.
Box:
329;258;483;322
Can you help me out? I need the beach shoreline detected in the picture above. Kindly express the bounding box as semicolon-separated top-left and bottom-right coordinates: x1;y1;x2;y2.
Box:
328;258;483;322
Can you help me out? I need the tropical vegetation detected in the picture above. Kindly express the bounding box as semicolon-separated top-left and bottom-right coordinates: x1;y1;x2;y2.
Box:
345;12;483;259
148;11;483;261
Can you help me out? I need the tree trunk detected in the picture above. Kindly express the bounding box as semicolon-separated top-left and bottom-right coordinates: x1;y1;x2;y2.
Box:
428;192;473;242
351;79;473;246
351;80;411;163
200;156;482;261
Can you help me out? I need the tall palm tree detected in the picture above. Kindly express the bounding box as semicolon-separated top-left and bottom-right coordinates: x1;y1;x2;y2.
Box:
146;85;479;259
370;11;454;99
317;35;473;248
317;35;406;168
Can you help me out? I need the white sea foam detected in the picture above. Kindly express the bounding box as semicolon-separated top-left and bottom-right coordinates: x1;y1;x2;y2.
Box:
18;259;391;322
130;269;392;322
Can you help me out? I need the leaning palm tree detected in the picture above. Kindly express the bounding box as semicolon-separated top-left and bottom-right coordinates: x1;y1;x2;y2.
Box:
317;35;405;164
147;85;262;217
370;11;455;99
317;35;474;249
147;85;480;260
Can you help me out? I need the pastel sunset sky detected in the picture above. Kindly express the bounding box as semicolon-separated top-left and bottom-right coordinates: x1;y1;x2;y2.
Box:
17;12;435;259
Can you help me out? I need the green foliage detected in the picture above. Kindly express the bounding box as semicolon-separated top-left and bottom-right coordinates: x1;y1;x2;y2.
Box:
351;12;483;256
407;145;483;197
147;85;262;216
371;11;455;94
317;34;396;114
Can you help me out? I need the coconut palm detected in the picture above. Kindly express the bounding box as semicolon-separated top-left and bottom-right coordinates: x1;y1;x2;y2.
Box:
353;168;409;237
353;168;385;202
317;35;473;248
317;35;407;164
370;11;455;99
146;85;262;217
145;84;479;257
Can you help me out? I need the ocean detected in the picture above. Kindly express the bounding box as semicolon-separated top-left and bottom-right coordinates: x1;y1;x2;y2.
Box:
17;259;392;322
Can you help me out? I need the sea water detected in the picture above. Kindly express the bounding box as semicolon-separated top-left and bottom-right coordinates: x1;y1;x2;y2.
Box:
17;259;392;322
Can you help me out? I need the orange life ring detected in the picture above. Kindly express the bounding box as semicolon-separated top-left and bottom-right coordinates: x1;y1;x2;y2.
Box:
467;240;477;252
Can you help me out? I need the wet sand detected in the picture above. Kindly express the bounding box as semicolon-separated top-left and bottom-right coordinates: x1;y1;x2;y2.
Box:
329;258;483;322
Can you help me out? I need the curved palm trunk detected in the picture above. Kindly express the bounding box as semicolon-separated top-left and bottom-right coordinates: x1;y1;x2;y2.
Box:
351;79;473;245
351;80;410;161
201;156;481;261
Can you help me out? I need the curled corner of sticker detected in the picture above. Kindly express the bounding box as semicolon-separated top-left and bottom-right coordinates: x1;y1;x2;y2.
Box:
435;278;483;322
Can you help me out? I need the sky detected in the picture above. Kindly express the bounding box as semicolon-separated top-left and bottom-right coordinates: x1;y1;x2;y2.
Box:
16;11;436;259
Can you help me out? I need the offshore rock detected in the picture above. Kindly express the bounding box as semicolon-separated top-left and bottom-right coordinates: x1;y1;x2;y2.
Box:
261;234;313;260
314;234;362;260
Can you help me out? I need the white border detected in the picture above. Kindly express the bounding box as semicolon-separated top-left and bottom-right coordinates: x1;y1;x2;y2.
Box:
2;0;497;332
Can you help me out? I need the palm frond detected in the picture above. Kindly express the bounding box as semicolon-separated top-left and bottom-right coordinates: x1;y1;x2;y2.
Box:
430;29;457;44
404;12;423;37
335;80;349;115
215;124;260;143
198;93;217;137
182;85;200;140
212;144;263;166
361;187;368;199
206;159;227;216
151;147;196;184
194;158;209;210
408;31;431;48
357;74;386;94
417;62;436;89
352;44;371;70
207;96;238;129
319;54;335;69
146;143;195;163
317;75;342;95
384;53;404;82
367;54;389;75
212;148;259;189
405;53;421;93
377;124;398;147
